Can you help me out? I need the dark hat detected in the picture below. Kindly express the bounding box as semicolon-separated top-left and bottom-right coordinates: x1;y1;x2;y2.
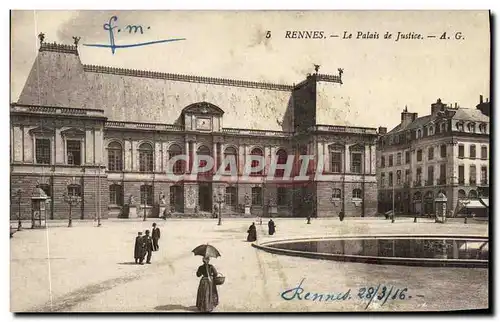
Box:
138;232;143;235
145;230;150;234
152;223;157;227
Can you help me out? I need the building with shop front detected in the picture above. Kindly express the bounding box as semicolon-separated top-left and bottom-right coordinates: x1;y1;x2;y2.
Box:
10;38;380;220
376;97;490;217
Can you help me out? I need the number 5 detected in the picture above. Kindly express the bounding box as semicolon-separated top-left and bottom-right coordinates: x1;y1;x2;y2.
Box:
266;31;271;38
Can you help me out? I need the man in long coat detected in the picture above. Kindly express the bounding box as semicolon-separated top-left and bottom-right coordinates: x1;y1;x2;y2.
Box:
134;232;144;264
152;223;161;251
141;230;154;264
247;223;257;242
268;219;276;235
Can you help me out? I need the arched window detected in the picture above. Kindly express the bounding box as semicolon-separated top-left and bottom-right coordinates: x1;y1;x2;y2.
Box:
108;141;123;171
468;190;478;199
429;125;434;136
109;184;123;205
467;122;476;133
275;149;287;177
417;129;422;138
197;145;211;173
224;147;238;173
139;143;154;172
332;188;342;200
168;144;184;174
352;188;362;200
140;184;153;206
413;191;422;202
458;189;466;199
250;148;264;175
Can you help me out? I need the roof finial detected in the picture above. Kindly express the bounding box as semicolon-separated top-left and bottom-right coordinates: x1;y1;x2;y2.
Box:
72;36;81;47
338;68;344;77
314;64;320;74
404;105;408;112
38;32;45;46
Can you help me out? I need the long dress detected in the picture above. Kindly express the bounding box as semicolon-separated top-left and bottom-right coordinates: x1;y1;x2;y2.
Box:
196;264;219;312
247;224;257;242
268;220;276;235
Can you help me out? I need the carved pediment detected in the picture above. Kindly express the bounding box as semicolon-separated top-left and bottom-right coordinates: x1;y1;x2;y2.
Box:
61;128;85;137
29;126;54;136
328;143;345;150
349;144;365;151
182;102;224;116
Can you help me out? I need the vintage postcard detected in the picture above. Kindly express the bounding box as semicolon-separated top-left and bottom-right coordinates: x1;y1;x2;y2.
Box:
9;10;490;313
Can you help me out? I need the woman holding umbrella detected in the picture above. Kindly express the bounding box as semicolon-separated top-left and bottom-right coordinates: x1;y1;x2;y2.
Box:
192;244;223;312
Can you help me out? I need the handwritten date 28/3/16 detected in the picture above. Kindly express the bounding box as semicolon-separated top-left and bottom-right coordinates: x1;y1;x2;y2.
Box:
358;285;409;308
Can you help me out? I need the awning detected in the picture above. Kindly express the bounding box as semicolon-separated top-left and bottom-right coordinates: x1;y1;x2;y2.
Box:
461;200;486;209
480;198;489;208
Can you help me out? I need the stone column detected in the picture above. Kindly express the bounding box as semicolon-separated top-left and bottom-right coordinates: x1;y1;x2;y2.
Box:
219;142;224;174
364;144;370;174
185;140;190;173
213;142;217;172
370;144;376;175
344;144;350;173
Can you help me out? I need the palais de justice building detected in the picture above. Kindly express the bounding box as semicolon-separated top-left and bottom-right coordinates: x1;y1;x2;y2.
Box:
10;40;379;220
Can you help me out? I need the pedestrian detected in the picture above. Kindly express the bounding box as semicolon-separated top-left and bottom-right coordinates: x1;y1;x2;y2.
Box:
134;232;144;264
141;230;153;264
247;222;257;242
152;223;161;251
196;256;219;312
268;219;276;235
339;211;345;222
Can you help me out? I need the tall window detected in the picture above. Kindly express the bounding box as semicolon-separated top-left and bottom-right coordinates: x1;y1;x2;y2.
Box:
388;155;393;167
469;144;476;159
140;185;153;206
352;188;362;199
428;125;434;136
427;166;434;186
139;143;154;172
109;184;123;205
67;184;81;197
469;165;477;185
388;172;393;186
481;166;488;185
330;145;343;173
107;142;123;171
39;184;51;198
417;129;422;138
275;149;287;177
169;144;184;174
332;188;342;199
417;149;422;162
416;167;422;185
225;187;237;206
197;145;211;173
277;187;288;206
458;144;464;158
405;151;410;164
458;165;465;184
351;149;363;173
250;148;264;175
251;187;263;205
467;123;476;133
380;173;385;187
35;138;51;164
67;140;81;165
381;156;385;168
396;170;401;185
224;147;238;173
440;144;447;158
396;153;402;165
405;169;410;184
458;189;466;199
439;164;446;184
428;147;434;160
481;146;487;159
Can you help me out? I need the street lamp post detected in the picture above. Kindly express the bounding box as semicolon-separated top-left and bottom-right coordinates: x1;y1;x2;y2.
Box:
16;189;22;230
143;204;147;221
213;193;224;226
63;193;81;228
391;183;395;223
97;164;101;227
462;199;470;224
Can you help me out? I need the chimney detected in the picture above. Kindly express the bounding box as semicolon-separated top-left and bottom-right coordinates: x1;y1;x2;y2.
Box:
401;106;417;128
378;126;387;135
480;95;484;104
431;98;445;116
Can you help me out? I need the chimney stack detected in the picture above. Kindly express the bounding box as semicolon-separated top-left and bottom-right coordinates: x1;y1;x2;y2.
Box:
378;126;387;135
400;106;418;128
480;95;484;104
431;98;445;116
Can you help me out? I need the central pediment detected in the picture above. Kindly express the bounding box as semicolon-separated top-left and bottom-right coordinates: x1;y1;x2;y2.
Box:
182;102;224;116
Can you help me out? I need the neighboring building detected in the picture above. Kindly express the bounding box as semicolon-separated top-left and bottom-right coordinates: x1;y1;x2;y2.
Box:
10;40;380;220
376;97;490;217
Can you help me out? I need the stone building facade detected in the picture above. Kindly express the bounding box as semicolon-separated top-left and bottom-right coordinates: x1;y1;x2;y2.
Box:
10;40;379;220
377;98;490;216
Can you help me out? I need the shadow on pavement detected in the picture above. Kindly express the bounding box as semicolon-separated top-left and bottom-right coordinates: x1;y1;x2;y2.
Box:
118;262;140;265
154;304;198;312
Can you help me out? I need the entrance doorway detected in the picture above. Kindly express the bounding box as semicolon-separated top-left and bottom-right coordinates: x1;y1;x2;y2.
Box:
198;183;212;212
170;185;184;212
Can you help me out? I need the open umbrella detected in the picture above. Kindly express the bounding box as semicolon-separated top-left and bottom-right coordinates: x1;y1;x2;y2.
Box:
192;244;221;258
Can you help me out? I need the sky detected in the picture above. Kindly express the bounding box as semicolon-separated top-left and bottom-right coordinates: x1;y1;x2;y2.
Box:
10;10;490;130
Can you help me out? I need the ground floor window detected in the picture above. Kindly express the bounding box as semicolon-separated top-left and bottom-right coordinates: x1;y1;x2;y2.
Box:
225;187;237;206
277;187;288;206
67;184;81;197
140;185;153;206
109;184;124;205
252;187;263;205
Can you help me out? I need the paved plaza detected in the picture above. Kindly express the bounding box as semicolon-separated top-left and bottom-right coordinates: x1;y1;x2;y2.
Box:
10;217;488;312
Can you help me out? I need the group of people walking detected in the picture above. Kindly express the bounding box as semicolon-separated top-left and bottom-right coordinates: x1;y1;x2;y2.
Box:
134;223;161;264
246;218;276;242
